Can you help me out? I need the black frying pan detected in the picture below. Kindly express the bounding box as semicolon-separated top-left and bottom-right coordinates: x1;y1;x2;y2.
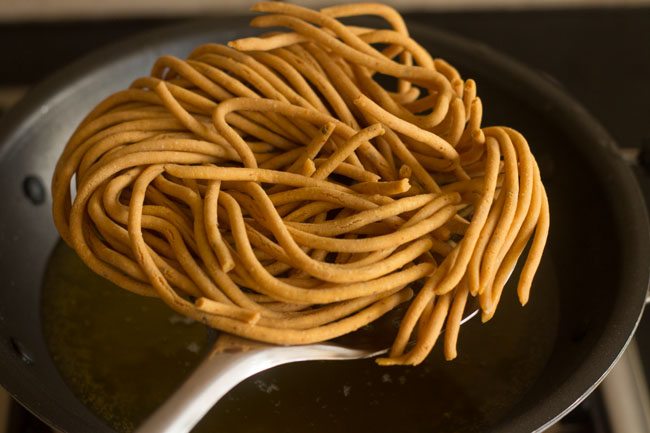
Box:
0;17;648;433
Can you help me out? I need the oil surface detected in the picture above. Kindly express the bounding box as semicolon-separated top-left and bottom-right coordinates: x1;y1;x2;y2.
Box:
42;240;559;433
41;241;211;432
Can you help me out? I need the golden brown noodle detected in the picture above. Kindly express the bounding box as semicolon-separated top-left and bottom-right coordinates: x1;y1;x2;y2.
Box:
51;1;549;365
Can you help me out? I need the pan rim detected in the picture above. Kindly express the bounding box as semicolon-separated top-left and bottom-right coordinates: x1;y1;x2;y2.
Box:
0;16;648;433
404;21;650;432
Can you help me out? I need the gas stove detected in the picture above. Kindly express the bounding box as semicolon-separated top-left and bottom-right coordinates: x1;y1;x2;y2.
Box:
0;7;649;433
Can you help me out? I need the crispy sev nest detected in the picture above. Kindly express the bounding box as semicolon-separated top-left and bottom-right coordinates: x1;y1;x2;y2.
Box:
52;2;549;366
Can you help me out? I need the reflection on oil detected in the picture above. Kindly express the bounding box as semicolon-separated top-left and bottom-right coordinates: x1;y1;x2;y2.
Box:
42;240;558;433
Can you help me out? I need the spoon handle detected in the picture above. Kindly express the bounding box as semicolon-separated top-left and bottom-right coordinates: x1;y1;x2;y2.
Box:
135;344;380;433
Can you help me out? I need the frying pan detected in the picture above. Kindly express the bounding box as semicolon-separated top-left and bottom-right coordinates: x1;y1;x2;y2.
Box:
0;17;648;433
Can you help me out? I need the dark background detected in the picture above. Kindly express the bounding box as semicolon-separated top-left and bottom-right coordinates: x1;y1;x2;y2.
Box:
1;9;648;148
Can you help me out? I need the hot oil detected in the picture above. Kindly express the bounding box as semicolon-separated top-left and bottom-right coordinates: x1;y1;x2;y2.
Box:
41;241;211;432
42;240;559;433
